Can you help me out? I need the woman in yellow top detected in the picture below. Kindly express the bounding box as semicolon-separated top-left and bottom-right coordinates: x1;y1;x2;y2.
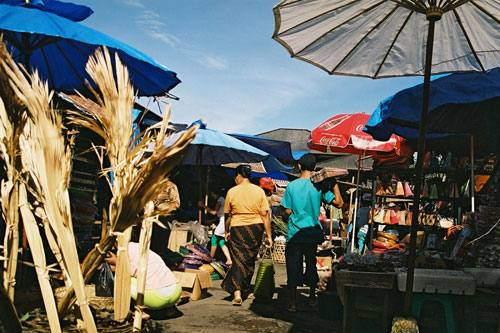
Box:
222;164;273;305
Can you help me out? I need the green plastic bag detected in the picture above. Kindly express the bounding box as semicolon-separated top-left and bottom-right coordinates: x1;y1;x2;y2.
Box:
253;247;275;300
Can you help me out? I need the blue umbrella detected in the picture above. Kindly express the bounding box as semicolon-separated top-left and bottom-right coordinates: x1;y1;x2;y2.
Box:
164;120;269;223
164;120;269;166
0;2;180;97
229;133;294;161
0;0;93;22
364;68;500;214
364;68;500;141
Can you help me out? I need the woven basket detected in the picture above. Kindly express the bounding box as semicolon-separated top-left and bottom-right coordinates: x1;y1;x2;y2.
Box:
272;240;286;264
254;248;275;300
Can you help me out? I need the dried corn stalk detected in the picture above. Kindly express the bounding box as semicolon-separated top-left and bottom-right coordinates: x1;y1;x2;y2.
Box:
58;47;196;319
12;63;96;331
113;227;132;321
0;40;26;301
18;184;61;333
132;201;155;332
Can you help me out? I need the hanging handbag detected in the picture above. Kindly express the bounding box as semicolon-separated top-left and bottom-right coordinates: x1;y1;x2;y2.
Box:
421;182;429;198
374;208;384;223
442;152;452;170
385;185;394;195
383;209;391;224
404;182;413;197
253;247;275;300
395;181;404;196
390;209;399;224
474;175;491;193
449;182;459;199
406;211;413;226
376;181;385;195
397;210;407;226
429;184;439;200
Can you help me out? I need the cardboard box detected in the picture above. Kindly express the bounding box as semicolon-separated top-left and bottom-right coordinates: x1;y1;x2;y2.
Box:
317;256;332;270
167;229;193;252
172;268;213;300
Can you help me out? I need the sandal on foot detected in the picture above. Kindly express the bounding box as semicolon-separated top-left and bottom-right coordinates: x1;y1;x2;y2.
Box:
287;305;297;313
232;298;243;306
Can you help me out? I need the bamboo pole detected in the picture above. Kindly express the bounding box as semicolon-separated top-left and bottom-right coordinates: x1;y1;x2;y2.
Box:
114;228;132;322
133;202;155;332
19;184;61;333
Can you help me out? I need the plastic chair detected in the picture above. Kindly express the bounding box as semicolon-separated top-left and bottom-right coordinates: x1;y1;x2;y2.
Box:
411;294;456;333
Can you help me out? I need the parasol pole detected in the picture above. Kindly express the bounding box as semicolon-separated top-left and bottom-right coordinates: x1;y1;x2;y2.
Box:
404;13;440;316
350;153;362;253
347;176;355;224
369;171;377;251
205;166;210;214
470;135;475;213
198;145;204;224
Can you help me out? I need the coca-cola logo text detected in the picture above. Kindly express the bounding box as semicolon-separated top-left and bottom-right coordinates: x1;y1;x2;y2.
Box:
319;136;341;146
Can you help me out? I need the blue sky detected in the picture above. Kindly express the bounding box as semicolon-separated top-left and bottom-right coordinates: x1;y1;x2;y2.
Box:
79;0;423;135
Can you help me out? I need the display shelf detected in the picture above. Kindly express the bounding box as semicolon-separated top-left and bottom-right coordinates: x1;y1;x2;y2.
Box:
375;194;414;200
419;196;463;202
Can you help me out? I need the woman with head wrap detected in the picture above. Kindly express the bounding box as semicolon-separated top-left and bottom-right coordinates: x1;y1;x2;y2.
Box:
221;164;273;305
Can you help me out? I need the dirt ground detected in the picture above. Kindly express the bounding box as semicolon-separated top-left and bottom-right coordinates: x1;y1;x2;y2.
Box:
16;262;340;332
155;263;340;333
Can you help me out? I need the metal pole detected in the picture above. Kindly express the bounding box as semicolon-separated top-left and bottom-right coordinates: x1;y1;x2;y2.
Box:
471;135;475;213
350;154;362;253
369;172;377;251
404;17;438;316
198;146;203;224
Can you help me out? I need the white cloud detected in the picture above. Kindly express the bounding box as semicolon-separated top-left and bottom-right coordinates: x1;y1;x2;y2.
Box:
133;10;182;48
131;8;228;70
146;32;180;48
123;0;145;8
197;55;227;70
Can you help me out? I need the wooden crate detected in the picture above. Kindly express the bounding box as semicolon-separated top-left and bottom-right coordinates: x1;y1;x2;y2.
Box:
343;285;396;333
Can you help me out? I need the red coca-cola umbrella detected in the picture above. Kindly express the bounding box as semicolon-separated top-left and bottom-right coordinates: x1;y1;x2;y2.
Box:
309;113;410;157
308;113;412;253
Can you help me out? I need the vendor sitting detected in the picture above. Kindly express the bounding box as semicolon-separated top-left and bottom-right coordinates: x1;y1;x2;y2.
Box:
105;241;182;319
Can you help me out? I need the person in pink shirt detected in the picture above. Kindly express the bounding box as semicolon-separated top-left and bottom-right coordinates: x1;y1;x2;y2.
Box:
105;242;182;319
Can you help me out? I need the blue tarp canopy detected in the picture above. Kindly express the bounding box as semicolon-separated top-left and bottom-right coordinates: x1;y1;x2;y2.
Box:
230;133;294;161
0;2;180;97
365;68;500;140
164;121;269;166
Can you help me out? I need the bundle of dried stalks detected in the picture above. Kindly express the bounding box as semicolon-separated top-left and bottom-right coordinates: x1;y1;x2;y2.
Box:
132;202;155;332
9;56;96;331
0;40;26;301
58;47;196;320
18;184;61;333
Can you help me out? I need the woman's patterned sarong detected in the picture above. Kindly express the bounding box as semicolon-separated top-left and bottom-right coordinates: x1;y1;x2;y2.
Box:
221;223;264;296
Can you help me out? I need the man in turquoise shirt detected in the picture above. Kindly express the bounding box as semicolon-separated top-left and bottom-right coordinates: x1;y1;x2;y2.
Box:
281;154;342;312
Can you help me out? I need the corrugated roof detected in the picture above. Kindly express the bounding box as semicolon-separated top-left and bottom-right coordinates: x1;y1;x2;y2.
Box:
256;128;311;152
